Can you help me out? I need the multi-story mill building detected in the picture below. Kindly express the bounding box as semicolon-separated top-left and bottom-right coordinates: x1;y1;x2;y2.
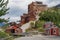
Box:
20;1;47;26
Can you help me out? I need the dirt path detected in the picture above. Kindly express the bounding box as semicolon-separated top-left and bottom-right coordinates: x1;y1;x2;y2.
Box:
14;35;60;40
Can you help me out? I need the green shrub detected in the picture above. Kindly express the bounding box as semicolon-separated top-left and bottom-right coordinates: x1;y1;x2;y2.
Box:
0;31;8;38
0;31;13;40
38;27;44;32
35;20;45;28
30;21;35;28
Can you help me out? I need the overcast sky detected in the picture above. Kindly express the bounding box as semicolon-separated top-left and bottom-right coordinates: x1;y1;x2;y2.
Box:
1;0;60;22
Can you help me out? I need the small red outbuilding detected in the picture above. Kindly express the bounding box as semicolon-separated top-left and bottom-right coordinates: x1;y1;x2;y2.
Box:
44;22;59;36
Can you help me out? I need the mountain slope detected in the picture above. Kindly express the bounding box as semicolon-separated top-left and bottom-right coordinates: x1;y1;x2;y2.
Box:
54;4;60;8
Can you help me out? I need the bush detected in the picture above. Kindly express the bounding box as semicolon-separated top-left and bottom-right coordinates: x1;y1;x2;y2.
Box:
0;31;8;38
0;31;13;40
30;21;35;28
38;27;44;32
35;20;45;28
25;28;32;32
39;8;60;28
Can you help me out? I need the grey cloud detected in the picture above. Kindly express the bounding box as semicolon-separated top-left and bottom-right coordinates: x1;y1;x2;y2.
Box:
47;0;60;7
47;0;60;4
2;0;60;22
4;6;27;17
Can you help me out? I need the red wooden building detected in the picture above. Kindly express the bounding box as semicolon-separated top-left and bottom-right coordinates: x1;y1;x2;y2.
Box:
44;22;59;36
6;22;22;34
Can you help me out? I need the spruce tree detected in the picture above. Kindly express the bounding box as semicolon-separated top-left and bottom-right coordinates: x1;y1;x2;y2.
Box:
0;0;9;22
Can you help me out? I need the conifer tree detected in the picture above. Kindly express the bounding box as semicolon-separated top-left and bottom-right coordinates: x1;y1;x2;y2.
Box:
0;0;9;22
